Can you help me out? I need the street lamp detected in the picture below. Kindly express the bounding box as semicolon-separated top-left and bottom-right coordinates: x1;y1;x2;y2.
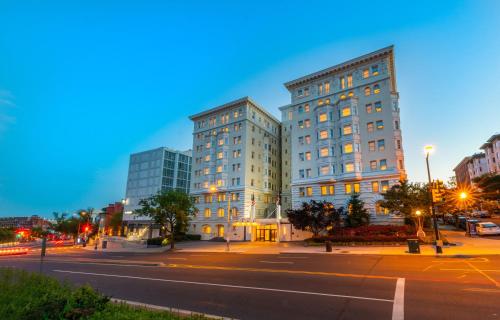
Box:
415;210;426;239
209;185;231;252
424;145;443;254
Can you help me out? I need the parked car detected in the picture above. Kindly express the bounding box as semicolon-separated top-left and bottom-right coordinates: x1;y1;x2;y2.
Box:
470;211;491;218
476;222;500;236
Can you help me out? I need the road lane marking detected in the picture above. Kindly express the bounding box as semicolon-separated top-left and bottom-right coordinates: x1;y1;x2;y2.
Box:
465;261;500;287
189;254;210;257
278;256;307;259
259;261;294;264
440;268;500;273
164;263;398;280
463;288;500;294
391;278;405;320
165;257;187;260
53;269;394;303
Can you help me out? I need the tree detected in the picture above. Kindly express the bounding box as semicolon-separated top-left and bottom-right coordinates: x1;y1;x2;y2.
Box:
135;189;196;249
473;174;500;201
344;194;370;227
379;180;430;225
286;200;343;237
108;209;124;236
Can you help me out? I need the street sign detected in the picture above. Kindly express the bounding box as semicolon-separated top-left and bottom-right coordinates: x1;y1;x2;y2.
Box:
41;237;47;257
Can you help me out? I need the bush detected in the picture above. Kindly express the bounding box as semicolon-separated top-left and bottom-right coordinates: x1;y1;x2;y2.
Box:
185;234;201;241
308;225;416;243
146;237;165;246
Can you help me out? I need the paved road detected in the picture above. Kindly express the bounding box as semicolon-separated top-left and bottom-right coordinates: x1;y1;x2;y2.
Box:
1;248;499;319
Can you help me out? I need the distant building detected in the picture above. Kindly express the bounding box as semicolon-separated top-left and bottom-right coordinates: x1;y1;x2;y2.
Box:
480;133;500;175
101;202;124;236
122;147;192;239
454;153;488;186
0;215;51;230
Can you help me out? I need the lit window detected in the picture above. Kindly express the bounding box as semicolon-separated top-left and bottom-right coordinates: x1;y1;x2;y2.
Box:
380;159;387;170
299;187;305;197
344;143;353;153
397;140;401;149
205;155;210;162
231;207;238;217
381;180;389;192
366;104;373;113
372;181;379;193
204;208;211;218
375;101;382;112
318;99;324;106
363;69;369;78
364;87;371;96
345;162;354;172
320;147;329;157
343;125;352;135
368;141;376;151
305;135;311;144
321;186;328;195
318;83;323;95
320;166;329;176
288;111;293;120
217;152;223;159
370;160;377;170
304;119;311;128
306;187;313;197
376;120;384;130
319;113;327;122
347;74;353;88
217;193;226;202
354;183;360;193
340;77;346;89
340;94;346;99
206;142;211;148
304;104;310;112
325;98;330;104
319;130;328;139
204;195;212;204
202;225;211;234
342;106;351;117
345;184;352;194
217;208;225;217
324;82;330;93
378;139;385;151
373;84;381;94
234;110;239;118
204;167;209;175
298;120;304;129
372;65;379;76
348;91;354;97
305;152;311;160
367;122;374;132
217;179;224;186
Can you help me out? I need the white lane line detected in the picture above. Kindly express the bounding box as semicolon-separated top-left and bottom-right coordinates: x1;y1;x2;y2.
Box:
259;260;294;264
53;269;394;303
441;268;500;273
392;278;405;320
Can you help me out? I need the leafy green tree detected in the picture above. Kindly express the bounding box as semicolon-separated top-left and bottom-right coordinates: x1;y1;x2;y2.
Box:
473;174;500;201
108;209;124;236
345;194;370;227
379;180;430;225
286;200;343;237
135;189;197;249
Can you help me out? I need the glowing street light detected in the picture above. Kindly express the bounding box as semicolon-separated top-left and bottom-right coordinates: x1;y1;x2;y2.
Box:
414;210;426;239
423;144;443;254
459;192;467;200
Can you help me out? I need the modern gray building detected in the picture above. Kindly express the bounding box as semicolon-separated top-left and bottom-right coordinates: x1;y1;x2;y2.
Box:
122;147;192;239
280;46;406;223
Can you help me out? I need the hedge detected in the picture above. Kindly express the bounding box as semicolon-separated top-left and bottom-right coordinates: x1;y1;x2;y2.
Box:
308;225;416;243
0;268;209;320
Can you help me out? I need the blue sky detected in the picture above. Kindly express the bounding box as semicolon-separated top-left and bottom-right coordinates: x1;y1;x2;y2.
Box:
1;0;499;217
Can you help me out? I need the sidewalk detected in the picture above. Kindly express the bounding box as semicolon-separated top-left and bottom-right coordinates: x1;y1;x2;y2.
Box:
81;238;169;253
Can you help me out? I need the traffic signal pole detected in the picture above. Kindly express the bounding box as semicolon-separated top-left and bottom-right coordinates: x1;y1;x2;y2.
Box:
426;154;443;254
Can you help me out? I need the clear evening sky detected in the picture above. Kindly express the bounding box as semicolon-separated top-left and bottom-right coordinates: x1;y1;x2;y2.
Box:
1;1;499;217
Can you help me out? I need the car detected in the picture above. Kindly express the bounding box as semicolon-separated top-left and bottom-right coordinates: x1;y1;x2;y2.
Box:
476;222;500;235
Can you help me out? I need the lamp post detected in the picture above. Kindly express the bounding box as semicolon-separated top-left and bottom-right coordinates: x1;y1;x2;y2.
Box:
415;210;426;239
210;185;231;252
424;145;443;254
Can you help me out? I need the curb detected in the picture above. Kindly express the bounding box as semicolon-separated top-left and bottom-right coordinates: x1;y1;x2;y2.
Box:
111;298;237;319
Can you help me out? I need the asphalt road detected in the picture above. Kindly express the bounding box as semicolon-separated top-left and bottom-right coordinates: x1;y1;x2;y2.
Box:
1;248;499;320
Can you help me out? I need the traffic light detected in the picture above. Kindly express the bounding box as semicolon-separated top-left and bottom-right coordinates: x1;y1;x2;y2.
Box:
84;226;90;232
432;180;445;203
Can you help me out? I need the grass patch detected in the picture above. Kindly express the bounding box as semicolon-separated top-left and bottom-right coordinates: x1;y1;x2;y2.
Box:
0;268;210;319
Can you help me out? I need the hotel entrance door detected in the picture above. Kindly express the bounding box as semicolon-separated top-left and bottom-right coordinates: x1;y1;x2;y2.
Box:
256;228;277;242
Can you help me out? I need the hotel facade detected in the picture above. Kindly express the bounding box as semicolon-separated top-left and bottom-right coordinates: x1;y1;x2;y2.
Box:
188;46;407;240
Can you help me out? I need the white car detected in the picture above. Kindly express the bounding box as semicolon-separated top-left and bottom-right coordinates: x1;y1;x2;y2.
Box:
476;222;500;235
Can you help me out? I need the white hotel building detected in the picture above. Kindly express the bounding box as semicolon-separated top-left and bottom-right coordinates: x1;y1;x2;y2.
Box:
280;46;406;223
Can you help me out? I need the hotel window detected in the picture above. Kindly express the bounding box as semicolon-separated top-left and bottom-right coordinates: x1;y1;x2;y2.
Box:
304;87;309;96
288;111;293;120
395;120;399;130
324;82;330;93
345;184;352;194
320;147;329;157
373;84;381;94
298;136;304;145
363;68;369;78
304;119;311;128
217;179;224;186
306;187;313;196
381;180;389;192
396;140;401;149
343;124;352;135
206;142;211;148
348;91;354;97
204;167;209;175
318;99;324;106
217;151;223;159
305;135;311;144
366;104;373;113
368;141;376;151
340;94;346;99
299;169;305;178
231;193;240;201
234;110;239;118
340;76;346;89
217;193;226;202
320;166;329;176
372;181;379;193
321;185;334;196
380;159;387;170
325;98;330;104
202;225;211;234
297;89;303;97
305;152;311;160
354;183;360;193
341;106;351;117
298;120;304;128
378;139;385;151
318;83;323;95
298;106;303;113
299;187;305;197
204;208;211;218
344;143;353;154
217;208;225;218
203;181;209;188
231;207;239;217
319;113;327;122
319;130;328;139
364;87;371;96
370;160;377;170
399;159;404;169
299;153;305;161
367;122;374;132
371;65;379;76
304;104;310;112
305;168;312;178
375;101;382;112
376;120;384;130
347;74;353;88
205;155;210;162
345;162;354;172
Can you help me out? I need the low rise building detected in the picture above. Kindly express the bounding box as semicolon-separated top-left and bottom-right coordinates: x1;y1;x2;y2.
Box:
454;153;489;186
480;133;500;175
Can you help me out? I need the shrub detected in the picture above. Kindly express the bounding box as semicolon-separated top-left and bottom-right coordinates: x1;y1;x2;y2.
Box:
185;234;201;241
146;237;165;246
309;225;416;243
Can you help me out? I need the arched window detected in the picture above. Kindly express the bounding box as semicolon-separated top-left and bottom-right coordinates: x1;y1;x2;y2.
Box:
364;87;371;96
202;225;211;234
217;207;225;217
204;208;211;218
348;91;354;97
231;207;238;218
216;224;224;237
340;94;346;100
373;84;380;94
